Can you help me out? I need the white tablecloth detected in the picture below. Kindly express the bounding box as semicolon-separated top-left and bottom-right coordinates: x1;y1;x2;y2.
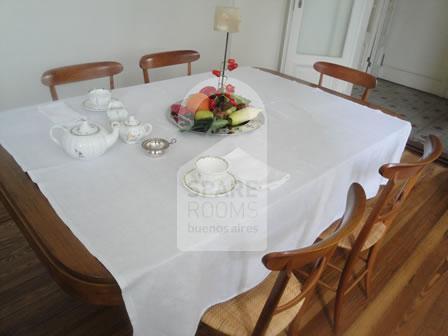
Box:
0;68;411;335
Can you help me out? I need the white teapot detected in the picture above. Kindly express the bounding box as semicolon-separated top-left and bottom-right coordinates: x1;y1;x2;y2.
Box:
50;119;120;160
119;115;152;144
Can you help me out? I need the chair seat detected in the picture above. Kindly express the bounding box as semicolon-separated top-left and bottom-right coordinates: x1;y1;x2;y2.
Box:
319;199;386;251
201;272;303;336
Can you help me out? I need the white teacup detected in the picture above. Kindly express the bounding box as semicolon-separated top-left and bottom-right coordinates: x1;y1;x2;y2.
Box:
88;89;111;108
195;156;229;184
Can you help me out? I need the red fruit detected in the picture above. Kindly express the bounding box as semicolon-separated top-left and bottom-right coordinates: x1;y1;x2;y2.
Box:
228;58;236;64
170;103;181;114
227;63;239;71
200;86;218;97
225;84;235;94
212;70;221;77
179;106;193;115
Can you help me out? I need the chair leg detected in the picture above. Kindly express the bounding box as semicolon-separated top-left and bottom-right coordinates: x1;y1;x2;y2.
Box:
365;246;379;298
287;312;302;336
333;289;345;336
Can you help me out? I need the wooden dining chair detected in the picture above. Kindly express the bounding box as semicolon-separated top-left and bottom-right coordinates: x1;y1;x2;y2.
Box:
313;61;377;101
139;50;200;84
41;61;124;101
197;183;366;336
317;135;443;334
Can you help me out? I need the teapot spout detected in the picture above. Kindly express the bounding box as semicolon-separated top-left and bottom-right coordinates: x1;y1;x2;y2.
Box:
105;121;120;148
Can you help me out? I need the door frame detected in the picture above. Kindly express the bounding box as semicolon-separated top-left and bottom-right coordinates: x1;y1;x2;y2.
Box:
359;0;390;72
280;0;297;73
362;0;397;76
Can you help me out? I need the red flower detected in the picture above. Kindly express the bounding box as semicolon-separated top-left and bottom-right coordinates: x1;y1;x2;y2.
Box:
209;99;217;111
200;86;218;96
227;58;236;64
227;63;238;71
212;70;221;77
225;84;235;94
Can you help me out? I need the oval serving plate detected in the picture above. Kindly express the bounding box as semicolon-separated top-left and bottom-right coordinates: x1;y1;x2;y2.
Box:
167;108;265;135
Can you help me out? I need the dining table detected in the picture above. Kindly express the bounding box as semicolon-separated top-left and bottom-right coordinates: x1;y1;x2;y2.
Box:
0;67;411;335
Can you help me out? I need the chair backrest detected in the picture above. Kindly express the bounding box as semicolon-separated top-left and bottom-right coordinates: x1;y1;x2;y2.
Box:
251;183;366;336
341;135;443;289
313;61;377;101
139;50;200;83
41;61;123;101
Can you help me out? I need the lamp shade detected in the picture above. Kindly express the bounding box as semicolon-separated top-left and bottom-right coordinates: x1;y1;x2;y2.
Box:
214;6;241;33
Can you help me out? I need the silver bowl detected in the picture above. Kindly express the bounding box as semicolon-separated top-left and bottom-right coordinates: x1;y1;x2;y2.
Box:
141;138;176;157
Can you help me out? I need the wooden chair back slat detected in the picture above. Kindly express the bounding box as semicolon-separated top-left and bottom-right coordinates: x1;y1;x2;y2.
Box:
326;135;443;334
341;135;443;292
139;50;200;83
252;183;366;336
41;61;123;101
313;61;377;101
263;184;366;271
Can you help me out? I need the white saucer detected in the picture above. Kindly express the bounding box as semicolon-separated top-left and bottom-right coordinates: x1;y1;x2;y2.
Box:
183;169;237;197
82;98;118;112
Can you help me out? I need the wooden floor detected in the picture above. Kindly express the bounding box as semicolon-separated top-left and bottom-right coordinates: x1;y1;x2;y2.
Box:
1;151;447;336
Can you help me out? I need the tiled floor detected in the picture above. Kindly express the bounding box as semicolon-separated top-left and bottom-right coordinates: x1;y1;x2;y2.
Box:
352;79;448;155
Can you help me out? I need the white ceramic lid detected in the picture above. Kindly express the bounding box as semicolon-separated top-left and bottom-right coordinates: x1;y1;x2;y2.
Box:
124;115;140;126
71;120;99;136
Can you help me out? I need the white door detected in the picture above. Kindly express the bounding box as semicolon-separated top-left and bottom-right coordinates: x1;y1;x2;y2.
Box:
377;0;448;98
281;0;374;94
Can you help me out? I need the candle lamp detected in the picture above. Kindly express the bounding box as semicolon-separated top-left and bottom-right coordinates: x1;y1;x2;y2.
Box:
214;6;241;90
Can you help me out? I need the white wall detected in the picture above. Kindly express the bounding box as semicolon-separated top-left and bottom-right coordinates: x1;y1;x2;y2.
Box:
0;0;288;110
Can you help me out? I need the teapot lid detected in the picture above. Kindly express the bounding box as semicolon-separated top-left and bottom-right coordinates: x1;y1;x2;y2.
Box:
124;115;140;127
71;120;100;136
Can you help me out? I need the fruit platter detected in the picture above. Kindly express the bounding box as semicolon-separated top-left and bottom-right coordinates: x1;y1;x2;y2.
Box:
169;58;264;135
169;86;264;135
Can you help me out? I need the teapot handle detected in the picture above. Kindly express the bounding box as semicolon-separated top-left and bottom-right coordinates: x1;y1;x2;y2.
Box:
110;121;121;129
143;123;153;135
49;125;67;147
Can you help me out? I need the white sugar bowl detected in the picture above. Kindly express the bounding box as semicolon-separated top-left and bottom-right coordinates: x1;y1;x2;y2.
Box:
119;115;152;144
107;100;128;122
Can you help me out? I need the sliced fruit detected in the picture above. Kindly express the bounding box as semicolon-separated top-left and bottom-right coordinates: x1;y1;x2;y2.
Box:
210;118;229;132
233;94;251;106
191;118;214;132
229;107;262;126
194;110;214;120
186;93;209;112
224;106;237;114
179;106;193;115
170;103;181;114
